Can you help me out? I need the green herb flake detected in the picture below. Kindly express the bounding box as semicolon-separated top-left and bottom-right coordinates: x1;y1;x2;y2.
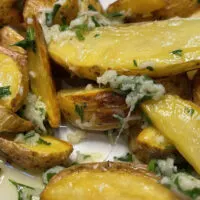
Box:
37;138;51;146
114;153;133;162
88;4;96;11
75;103;87;122
133;59;138;67
185;107;195;116
107;12;123;18
59;16;69;32
46;4;61;27
94;33;100;38
148;159;158;172
171;49;183;57
13;27;36;52
24;132;35;140
91;16;100;27
146;66;154;71
113;114;124;126
46;173;56;183
0;86;11;98
83;154;91;160
74;24;88;41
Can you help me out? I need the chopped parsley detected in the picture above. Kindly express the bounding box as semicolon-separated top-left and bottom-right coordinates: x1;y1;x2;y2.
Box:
133;59;138;67
37;138;51;146
185;107;195;116
146;66;154;71
91;16;100;27
75;103;87;122
59;17;68;32
114;153;133;162
171;49;183;57
94;33;100;38
107;12;123;18
148;159;158;173
0;86;11;98
113;114;124;126
74;24;88;41
46;4;61;27
88;4;96;11
13;27;36;52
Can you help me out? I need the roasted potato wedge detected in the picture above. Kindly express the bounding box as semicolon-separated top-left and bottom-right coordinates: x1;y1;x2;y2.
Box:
0;46;28;111
41;162;179;200
54;0;79;25
0;26;26;55
28;18;60;128
156;73;191;100
57;88;128;131
154;0;200;19
141;95;200;174
193;71;200;106
0;0;22;25
49;18;200;80
0;105;33;133
0;136;72;169
132;127;175;163
23;0;55;20
107;0;165;19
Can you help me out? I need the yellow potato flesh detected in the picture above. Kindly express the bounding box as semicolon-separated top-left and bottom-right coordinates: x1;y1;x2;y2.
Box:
141;95;200;174
22;136;72;154
0;53;22;110
108;0;166;14
137;127;173;151
42;170;178;200
49;19;200;80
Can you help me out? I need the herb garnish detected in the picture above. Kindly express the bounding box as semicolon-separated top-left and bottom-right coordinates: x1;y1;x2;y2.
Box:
107;12;123;18
74;24;88;41
88;4;96;11
133;59;138;67
0;86;11;98
13;27;36;52
146;66;154;71
171;49;183;57
46;4;61;27
75;103;87;122
114;153;133;162
148;159;158;173
37;138;51;146
59;16;68;32
91;16;100;27
113;114;124;126
94;33;100;38
185;107;195;116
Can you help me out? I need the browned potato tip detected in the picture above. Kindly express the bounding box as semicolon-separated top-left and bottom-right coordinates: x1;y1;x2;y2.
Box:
41;162;180;200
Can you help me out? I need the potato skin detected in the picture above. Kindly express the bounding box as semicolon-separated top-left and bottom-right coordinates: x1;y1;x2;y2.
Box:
0;46;29;112
0;136;73;169
28;18;60;128
0;105;33;133
58;88;128;131
41;162;179;200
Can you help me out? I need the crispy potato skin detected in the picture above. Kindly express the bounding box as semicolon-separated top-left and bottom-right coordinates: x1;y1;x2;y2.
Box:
0;26;26;55
156;74;191;100
193;71;200;106
0;0;22;25
49;19;200;80
58;88;128;131
23;0;55;19
41;162;179;200
28;18;60;128
0;105;33;133
131;127;175;163
0;46;29;112
0;136;73;169
154;0;200;19
141;95;200;174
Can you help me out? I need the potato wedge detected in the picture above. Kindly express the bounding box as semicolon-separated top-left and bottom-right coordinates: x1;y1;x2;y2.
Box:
193;71;200;106
28;18;60;128
41;162;179;200
107;0;165;17
0;105;33;133
57;88;128;131
154;0;200;19
141;95;200;174
0;46;28;112
0;136;72;169
133;127;175;163
49;18;200;80
54;0;79;25
156;73;191;100
23;0;55;20
0;26;26;55
0;0;22;25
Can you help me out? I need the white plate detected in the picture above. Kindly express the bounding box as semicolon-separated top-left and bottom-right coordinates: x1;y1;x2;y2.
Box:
0;1;130;199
